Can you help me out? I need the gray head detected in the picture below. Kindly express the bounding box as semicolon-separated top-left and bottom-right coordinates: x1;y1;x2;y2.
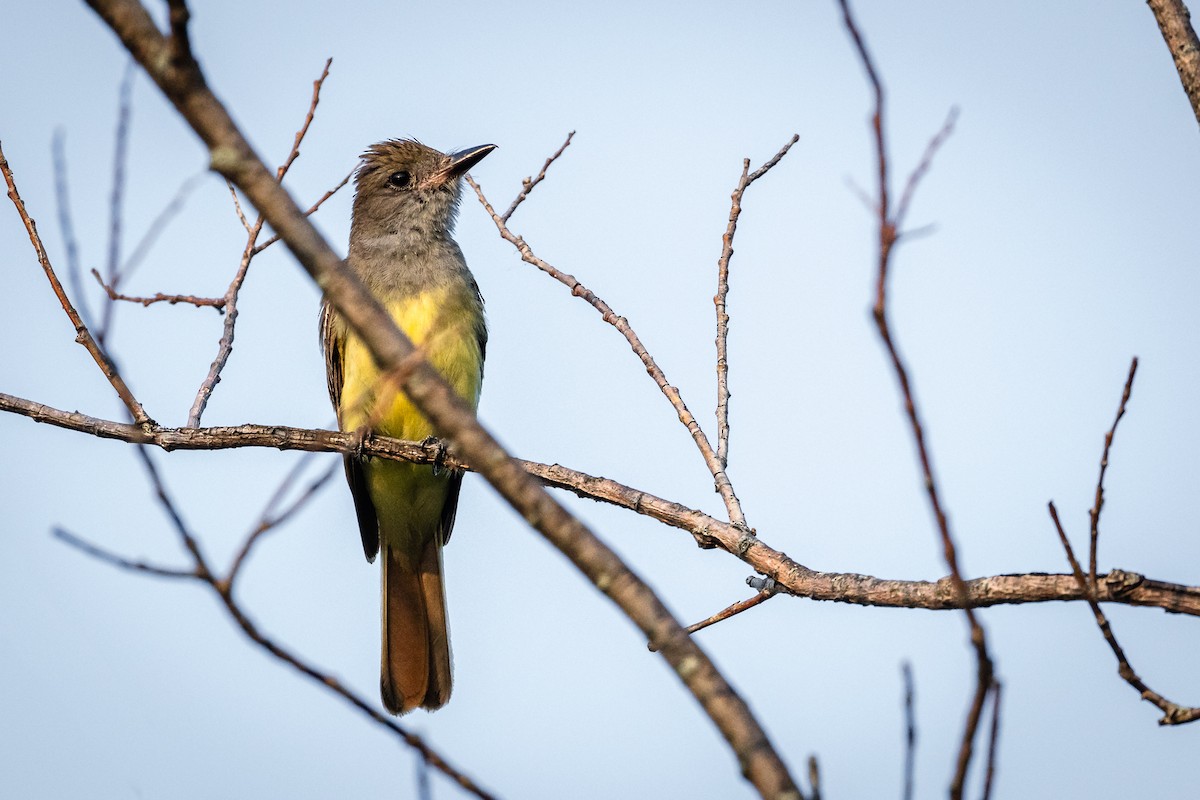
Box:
351;139;496;240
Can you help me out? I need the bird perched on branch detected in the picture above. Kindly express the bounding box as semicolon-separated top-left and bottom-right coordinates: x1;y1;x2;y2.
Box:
320;138;495;713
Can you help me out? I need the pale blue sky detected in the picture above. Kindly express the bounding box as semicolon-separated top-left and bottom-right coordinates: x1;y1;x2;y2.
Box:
3;2;1199;798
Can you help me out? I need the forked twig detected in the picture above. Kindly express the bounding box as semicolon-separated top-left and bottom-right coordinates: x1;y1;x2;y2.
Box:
91;267;225;309
500;130;574;223
55;442;498;798
715;134;799;467
1048;502;1200;725
469;173;750;530
188;58;337;427
1048;360;1200;726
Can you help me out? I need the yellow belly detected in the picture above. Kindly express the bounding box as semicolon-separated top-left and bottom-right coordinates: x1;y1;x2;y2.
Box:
338;287;483;545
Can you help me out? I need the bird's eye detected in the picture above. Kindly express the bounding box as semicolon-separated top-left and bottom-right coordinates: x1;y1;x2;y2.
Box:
387;170;412;188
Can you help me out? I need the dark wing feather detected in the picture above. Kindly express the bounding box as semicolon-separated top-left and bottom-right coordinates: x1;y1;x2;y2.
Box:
439;472;464;547
346;456;380;562
439;282;486;548
321;301;381;562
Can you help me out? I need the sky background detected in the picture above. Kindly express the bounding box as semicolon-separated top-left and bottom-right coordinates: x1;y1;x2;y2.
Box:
3;1;1200;798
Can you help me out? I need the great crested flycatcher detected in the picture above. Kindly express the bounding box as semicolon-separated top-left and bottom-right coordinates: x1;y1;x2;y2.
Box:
320;139;495;714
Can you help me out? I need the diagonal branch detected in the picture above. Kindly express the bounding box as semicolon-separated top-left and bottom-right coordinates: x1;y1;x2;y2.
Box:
1089;357;1138;589
500;130;574;223
1049;502;1200;725
1146;0;1200;128
1;141;154;427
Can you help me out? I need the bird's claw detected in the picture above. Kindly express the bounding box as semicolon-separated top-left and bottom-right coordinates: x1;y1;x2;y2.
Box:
422;435;450;476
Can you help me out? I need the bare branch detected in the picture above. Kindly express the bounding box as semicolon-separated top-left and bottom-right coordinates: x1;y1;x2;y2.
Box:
1090;357;1139;589
1;141;154;427
715;134;799;468
188;58;336;428
836;3;993;797
981;681;1002;800
648;584;777;652
120;172;205;283
1049;501;1200;725
894;107;958;232
252;169;352;254
7;391;1200;620
1146;0;1200;128
469;176;751;531
52;129;92;330
226;455;338;587
500;130;574;223
98;62;135;346
91;267;225;309
54;527;200;579
275;57;332;183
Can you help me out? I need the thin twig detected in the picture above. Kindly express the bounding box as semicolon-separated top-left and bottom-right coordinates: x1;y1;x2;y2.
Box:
119;172;205;284
1;141;154;426
836;3;994;797
52;129;92;331
1048;501;1200;725
894;108;958;233
98;62;135;347
227;180;252;232
226;455;338;588
647;585;777;652
276;58;331;182
500;130;574;223
91;268;225;309
252;169;352;254
981;680;1002;800
469;175;750;531
715;134;799;468
1089;357;1139;590
54;527;201;580
133;445;214;578
902;662;916;800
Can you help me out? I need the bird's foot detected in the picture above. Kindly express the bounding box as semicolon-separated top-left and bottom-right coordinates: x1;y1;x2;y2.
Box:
351;425;373;460
422;435;450;476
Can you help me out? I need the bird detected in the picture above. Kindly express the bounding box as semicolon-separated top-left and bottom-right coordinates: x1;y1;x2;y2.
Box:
320;138;495;713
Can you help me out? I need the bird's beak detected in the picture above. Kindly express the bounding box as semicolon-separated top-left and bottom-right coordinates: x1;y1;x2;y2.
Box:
441;144;497;181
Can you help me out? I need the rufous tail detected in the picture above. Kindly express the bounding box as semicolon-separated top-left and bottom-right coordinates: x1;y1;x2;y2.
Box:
380;538;452;714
